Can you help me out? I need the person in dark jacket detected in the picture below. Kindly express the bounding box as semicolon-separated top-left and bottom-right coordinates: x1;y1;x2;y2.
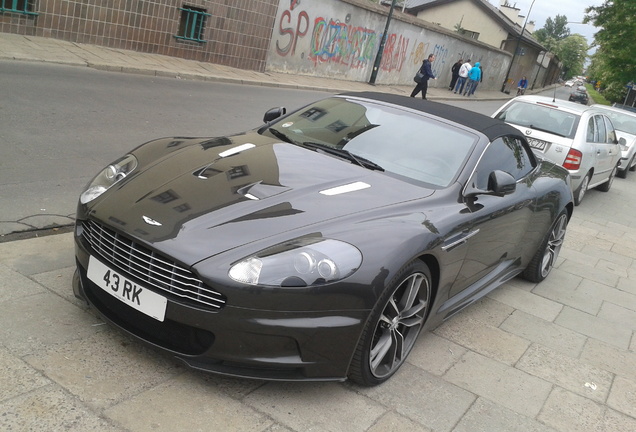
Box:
410;54;437;99
449;58;463;91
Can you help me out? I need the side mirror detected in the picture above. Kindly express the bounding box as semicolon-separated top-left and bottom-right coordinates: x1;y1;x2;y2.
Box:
618;136;627;146
488;170;517;195
263;107;287;123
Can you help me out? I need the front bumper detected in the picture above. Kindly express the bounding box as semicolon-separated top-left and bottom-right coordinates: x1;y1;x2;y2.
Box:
73;227;370;382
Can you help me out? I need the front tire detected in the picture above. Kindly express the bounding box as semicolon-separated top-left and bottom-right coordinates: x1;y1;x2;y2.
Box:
522;211;568;283
349;261;432;386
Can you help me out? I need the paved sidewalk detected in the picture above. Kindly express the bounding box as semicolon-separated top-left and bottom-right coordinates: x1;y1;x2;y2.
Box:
1;171;635;431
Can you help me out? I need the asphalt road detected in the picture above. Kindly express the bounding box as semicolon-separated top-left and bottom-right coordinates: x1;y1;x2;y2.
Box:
0;60;566;236
0;61;326;234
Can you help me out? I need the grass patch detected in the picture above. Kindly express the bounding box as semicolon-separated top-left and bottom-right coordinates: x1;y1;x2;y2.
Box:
586;84;611;105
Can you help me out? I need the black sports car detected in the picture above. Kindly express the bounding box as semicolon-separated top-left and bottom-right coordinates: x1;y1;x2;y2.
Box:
73;92;573;386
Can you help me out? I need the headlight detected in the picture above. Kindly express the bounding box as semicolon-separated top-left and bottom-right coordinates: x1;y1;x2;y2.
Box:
228;238;362;287
80;154;138;204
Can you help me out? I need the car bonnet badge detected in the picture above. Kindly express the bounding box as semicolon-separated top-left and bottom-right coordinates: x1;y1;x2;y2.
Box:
142;215;162;226
525;130;532;135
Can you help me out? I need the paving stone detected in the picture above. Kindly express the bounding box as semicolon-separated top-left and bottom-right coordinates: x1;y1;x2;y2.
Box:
31;265;80;305
555;307;632;349
559;247;600;266
599;408;636;432
607;376;636;418
367;411;432;432
560;258;621;288
516;344;612;403
0;385;121;431
443;351;552;418
407;332;467;376
581;244;633;269
499;310;586;358
537;387;604;432
580;338;636;381
598;301;636;329
487;284;563;321
434;316;530;365
243;381;385;432
25;329;183;410
356;363;475;432
0;291;104;356
446;296;516;327
617;276;636;295
105;373;273;432
453;397;558;432
0;346;50;403
0;232;74;275
0;263;46;303
532;271;604;315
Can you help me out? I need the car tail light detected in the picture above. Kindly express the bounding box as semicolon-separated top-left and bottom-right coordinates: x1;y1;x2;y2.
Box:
562;148;582;170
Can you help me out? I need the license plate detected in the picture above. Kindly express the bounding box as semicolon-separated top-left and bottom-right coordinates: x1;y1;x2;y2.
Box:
87;256;167;322
526;138;547;151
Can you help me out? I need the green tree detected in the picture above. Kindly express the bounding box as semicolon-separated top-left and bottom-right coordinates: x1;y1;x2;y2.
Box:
556;34;588;79
584;0;636;102
534;15;571;44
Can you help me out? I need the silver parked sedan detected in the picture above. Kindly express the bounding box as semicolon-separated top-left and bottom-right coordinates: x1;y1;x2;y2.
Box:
591;104;636;178
493;96;623;205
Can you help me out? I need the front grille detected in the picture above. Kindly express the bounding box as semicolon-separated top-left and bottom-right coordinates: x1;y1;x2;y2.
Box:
82;220;226;310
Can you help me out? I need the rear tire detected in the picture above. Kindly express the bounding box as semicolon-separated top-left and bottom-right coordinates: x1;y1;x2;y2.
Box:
573;173;590;206
596;165;617;192
348;261;431;386
522;211;568;283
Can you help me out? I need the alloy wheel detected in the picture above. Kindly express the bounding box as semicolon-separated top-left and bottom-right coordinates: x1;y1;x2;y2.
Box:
368;272;430;379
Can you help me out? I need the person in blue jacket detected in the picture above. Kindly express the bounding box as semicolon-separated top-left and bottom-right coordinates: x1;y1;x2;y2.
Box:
410;54;437;99
517;76;528;95
463;62;482;97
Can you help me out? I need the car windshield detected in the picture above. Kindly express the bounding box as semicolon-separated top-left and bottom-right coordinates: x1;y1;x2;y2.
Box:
495;101;580;139
264;97;478;187
603;111;636;135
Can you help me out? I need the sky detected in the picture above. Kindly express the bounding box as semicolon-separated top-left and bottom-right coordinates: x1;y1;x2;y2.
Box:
487;0;605;51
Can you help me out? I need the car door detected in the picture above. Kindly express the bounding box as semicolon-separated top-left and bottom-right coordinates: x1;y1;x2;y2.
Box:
447;135;537;299
589;114;619;185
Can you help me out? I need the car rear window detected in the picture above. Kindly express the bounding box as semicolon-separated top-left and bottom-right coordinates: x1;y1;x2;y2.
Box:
495;101;580;139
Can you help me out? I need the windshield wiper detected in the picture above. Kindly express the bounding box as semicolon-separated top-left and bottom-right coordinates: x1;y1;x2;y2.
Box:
303;142;384;171
268;127;295;144
529;124;567;137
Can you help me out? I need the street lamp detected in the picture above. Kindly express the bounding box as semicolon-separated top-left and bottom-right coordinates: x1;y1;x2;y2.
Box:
501;0;537;93
369;0;398;85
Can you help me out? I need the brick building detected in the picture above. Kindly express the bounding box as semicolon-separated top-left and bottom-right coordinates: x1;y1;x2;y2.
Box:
0;0;278;71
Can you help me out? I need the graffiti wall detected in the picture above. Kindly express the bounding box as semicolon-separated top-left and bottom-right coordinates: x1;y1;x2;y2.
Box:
267;0;512;90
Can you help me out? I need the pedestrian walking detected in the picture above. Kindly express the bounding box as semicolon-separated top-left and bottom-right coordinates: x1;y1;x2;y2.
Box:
448;58;463;91
453;59;471;94
410;54;437;100
463;62;482;97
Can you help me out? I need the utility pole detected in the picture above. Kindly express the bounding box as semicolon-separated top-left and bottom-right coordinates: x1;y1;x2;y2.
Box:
369;0;398;85
501;0;536;93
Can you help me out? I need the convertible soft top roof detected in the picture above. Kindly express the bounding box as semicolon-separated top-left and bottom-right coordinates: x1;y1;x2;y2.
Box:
340;92;519;142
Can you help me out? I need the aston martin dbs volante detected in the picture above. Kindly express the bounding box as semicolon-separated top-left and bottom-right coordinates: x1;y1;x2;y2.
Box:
73;92;573;386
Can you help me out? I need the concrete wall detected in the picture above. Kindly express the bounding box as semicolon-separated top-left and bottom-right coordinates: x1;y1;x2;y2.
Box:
266;0;512;90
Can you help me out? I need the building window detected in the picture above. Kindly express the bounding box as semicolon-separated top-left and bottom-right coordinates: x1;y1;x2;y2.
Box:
0;0;38;15
175;6;210;43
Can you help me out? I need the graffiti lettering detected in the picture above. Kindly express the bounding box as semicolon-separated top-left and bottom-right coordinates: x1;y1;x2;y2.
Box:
309;17;378;69
276;9;309;57
379;33;409;72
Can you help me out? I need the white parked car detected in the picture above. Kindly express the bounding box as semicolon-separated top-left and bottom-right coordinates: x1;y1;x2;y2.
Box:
493;96;624;205
592;104;636;178
565;81;575;87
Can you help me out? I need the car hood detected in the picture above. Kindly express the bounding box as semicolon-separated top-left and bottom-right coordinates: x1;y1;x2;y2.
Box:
89;135;435;264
